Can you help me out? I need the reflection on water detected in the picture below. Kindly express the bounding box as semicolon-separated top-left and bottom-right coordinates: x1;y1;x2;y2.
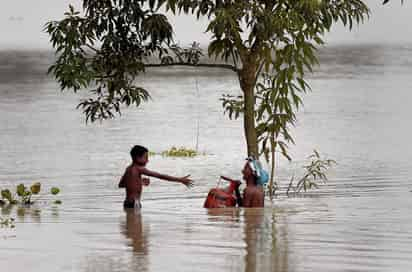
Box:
1;44;412;271
121;209;150;271
205;208;291;272
243;209;280;272
1;204;14;216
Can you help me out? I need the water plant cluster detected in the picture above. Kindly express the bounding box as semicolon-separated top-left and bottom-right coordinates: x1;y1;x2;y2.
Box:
288;150;335;196
265;150;336;197
0;216;15;229
0;182;61;206
150;147;199;157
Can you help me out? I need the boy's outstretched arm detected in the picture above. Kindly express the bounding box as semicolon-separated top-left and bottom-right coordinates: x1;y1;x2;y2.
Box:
220;175;240;183
235;187;243;207
140;168;194;188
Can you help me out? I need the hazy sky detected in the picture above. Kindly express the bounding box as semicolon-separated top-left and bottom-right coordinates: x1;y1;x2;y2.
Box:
0;0;410;49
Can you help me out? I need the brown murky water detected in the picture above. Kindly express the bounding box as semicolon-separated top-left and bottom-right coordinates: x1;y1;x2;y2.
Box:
1;44;412;271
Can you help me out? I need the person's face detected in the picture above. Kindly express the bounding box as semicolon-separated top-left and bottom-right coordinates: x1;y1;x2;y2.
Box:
136;152;149;166
242;162;253;180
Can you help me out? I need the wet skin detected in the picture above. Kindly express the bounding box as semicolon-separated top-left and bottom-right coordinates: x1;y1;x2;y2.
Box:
241;162;265;208
119;152;193;203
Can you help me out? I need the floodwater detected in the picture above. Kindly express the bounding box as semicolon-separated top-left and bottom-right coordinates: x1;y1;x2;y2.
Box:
1;44;412;271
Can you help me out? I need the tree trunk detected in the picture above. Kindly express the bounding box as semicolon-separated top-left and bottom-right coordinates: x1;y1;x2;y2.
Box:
239;64;258;157
269;132;276;198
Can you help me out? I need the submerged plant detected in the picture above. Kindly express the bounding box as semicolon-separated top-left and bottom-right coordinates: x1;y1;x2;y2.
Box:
1;189;17;204
16;182;41;205
160;147;198;157
285;150;336;196
0;183;61;206
51;187;62;204
0;216;15;229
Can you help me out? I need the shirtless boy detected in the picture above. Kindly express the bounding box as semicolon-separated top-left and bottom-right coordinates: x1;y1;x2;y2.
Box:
119;145;193;209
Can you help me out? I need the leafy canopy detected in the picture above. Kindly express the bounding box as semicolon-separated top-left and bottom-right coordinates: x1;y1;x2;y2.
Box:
46;0;369;124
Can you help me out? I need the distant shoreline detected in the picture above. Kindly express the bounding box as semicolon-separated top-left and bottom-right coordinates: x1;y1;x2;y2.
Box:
1;41;412;53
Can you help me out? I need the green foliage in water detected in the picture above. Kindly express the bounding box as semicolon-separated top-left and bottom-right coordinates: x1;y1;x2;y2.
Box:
0;216;15;229
51;187;60;195
1;189;17;204
30;183;41;194
0;183;61;206
150;147;199;157
50;187;62;204
1;183;62;229
162;147;198;157
284;150;336;196
16;183;38;204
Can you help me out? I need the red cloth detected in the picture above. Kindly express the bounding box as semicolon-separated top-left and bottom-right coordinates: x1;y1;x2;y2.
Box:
203;188;237;208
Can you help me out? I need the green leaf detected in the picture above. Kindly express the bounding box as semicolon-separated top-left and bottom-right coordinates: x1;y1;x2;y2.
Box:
51;187;60;195
17;184;26;197
30;182;41;195
1;189;13;203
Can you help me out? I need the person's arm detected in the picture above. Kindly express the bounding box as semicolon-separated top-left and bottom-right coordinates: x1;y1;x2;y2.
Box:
221;175;242;206
235;187;243;207
140;167;194;187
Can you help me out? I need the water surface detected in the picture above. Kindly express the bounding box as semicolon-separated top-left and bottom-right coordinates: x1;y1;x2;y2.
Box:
1;44;412;271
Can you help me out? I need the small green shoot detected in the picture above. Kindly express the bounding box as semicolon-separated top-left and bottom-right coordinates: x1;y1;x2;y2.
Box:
286;150;336;196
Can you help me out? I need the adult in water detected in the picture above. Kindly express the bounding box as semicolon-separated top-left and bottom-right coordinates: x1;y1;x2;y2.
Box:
221;157;267;207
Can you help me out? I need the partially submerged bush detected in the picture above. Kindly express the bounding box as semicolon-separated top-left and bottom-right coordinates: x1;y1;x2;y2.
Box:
286;150;336;196
265;150;336;197
162;147;198;157
149;147;199;157
0;182;61;206
51;187;62;204
15;183;42;204
0;216;15;229
1;189;17;204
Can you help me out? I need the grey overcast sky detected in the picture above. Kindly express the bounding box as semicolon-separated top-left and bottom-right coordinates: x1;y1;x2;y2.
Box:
0;0;410;49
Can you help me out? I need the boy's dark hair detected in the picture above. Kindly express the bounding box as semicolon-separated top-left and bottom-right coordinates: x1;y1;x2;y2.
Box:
130;145;148;161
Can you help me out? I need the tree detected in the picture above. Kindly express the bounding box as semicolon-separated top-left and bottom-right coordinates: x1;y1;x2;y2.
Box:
46;0;369;194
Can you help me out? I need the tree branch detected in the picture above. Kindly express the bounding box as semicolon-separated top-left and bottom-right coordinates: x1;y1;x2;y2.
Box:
253;61;265;86
144;62;239;73
85;44;98;53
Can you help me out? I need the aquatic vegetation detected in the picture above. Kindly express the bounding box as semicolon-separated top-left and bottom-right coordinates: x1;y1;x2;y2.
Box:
16;182;41;204
0;182;61;206
1;189;17;204
162;147;197;157
51;187;62;204
0;183;62;229
150;147;199;157
284;150;336;196
0;216;15;229
50;187;60;195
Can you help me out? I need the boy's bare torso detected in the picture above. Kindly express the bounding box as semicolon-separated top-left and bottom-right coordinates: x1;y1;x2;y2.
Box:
122;164;143;202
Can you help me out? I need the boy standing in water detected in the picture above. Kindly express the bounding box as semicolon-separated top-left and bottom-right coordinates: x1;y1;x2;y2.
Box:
119;145;193;209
